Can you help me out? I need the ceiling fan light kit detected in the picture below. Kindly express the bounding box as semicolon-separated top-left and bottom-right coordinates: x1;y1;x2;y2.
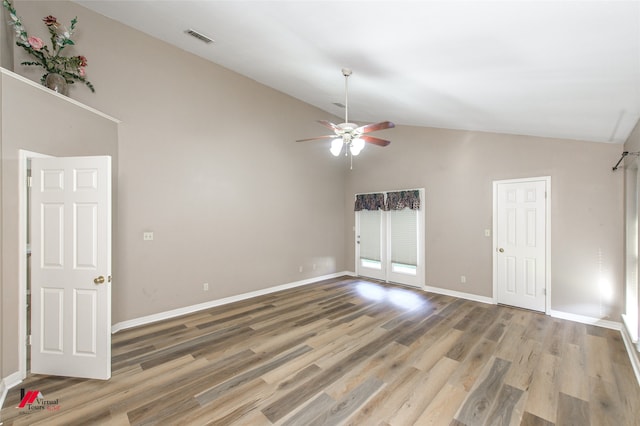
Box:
297;68;394;165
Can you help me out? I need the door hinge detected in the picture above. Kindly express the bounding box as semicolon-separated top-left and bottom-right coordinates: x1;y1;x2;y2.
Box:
27;334;32;345
27;176;33;188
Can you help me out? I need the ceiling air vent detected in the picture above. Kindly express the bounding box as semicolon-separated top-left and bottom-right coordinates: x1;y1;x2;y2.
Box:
185;29;214;44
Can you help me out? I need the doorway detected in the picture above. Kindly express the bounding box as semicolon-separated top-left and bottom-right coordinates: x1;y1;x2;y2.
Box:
493;177;550;312
355;189;425;288
18;150;51;379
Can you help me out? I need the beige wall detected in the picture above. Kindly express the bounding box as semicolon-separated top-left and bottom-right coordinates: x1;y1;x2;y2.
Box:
345;125;624;320
1;0;630;381
0;70;119;378
625;119;640;153
0;57;4;386
11;1;347;325
0;7;13;70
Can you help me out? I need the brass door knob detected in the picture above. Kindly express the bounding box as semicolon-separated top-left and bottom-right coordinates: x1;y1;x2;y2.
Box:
94;275;105;284
498;248;504;253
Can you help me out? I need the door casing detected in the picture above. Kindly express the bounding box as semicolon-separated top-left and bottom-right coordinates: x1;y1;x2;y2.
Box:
18;150;52;380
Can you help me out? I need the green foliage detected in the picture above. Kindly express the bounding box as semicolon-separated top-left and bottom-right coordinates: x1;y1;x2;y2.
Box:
2;0;95;93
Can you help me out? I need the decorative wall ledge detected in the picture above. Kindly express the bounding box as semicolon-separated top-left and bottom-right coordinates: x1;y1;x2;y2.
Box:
0;68;120;124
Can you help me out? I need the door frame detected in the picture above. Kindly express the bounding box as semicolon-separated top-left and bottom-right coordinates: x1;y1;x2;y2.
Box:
492;176;551;314
354;188;425;289
18;149;52;380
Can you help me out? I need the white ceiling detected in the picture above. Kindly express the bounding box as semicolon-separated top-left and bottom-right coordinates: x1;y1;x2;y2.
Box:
76;0;640;144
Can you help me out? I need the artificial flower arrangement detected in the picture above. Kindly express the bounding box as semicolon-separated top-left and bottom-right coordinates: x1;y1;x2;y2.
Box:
2;0;95;92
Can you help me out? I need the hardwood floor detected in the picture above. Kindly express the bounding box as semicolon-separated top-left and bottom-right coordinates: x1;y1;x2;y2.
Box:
2;276;639;425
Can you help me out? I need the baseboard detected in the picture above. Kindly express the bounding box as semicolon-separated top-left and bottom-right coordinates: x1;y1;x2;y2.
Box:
111;271;352;334
620;322;640;387
0;371;23;412
549;309;622;330
423;285;495;305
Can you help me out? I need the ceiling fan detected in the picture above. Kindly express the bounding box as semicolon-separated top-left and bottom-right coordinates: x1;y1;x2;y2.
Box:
296;68;394;158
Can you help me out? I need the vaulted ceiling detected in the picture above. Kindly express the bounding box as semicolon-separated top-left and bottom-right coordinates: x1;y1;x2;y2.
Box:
76;0;640;143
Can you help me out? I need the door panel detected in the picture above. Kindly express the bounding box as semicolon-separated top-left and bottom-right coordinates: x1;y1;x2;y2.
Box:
31;156;112;379
356;209;385;281
495;179;547;312
388;208;421;287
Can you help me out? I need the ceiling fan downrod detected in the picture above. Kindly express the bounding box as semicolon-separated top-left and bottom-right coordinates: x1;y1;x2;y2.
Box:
342;68;352;124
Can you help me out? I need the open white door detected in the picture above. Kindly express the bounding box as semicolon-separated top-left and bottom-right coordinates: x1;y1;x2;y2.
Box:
30;156;112;380
494;177;548;312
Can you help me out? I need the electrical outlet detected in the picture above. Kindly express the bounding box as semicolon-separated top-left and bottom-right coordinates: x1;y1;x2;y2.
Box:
299;266;303;273
313;264;317;270
461;275;466;284
143;232;154;241
203;282;209;291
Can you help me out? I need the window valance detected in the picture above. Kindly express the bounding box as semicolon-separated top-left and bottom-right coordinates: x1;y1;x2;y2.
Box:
355;190;421;211
386;190;421;211
354;193;386;211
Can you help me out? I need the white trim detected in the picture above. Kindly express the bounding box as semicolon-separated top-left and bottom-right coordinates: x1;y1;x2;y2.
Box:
0;371;23;412
0;68;120;123
492;176;551;314
423;285;495;305
621;322;640;386
17;150;51;382
111;271;351;334
622;313;639;344
549;309;622;330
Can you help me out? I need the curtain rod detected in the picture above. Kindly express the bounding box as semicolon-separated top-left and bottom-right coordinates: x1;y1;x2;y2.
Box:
612;151;640;171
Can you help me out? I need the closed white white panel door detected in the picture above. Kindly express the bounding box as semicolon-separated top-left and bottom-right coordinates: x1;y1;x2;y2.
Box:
356;209;386;280
496;179;546;312
31;156;112;379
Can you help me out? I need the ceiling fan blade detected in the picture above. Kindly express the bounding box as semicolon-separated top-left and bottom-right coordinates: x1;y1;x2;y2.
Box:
361;135;391;147
317;120;342;132
356;121;395;134
296;135;338;142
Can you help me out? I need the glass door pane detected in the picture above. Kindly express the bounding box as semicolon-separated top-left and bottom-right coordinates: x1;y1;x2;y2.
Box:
357;209;385;280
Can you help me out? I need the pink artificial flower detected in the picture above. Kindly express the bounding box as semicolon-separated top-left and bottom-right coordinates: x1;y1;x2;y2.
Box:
28;36;44;50
78;55;88;67
79;67;86;77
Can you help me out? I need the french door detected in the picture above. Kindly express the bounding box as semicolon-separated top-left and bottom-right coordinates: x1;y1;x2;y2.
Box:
355;189;424;288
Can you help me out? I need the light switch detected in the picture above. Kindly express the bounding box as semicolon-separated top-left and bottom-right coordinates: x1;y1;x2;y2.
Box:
484;229;491;237
143;232;154;241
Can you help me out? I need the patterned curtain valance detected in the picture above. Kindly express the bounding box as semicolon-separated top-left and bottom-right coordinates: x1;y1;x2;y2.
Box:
354;193;386;211
386;190;421;210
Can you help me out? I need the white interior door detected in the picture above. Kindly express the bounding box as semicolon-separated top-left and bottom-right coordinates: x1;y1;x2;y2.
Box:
31;156;112;379
494;178;548;312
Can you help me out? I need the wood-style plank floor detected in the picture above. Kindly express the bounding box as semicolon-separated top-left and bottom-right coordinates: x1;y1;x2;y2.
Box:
2;276;639;425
